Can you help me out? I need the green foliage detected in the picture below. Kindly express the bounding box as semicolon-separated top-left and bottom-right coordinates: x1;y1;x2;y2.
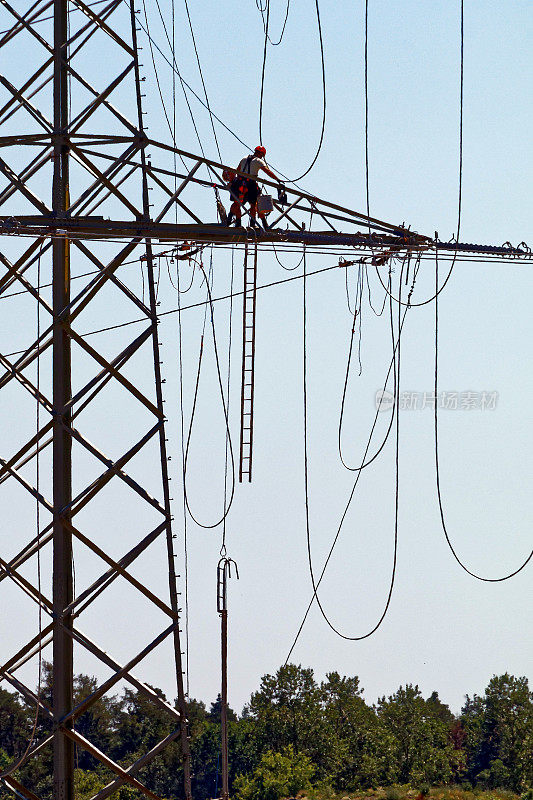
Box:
73;769;106;800
234;745;315;800
461;674;533;791
74;769;138;800
0;667;530;798
377;684;459;785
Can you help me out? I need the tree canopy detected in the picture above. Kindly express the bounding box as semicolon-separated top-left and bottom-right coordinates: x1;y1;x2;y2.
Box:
0;665;531;800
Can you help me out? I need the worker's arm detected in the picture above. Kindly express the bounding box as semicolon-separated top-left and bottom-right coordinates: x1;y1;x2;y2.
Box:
260;164;282;183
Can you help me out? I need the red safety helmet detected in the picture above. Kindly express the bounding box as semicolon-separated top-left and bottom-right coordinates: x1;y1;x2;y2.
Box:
254;145;267;157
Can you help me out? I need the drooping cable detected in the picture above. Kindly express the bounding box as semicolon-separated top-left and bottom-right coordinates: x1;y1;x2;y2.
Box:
364;0;370;228
176;258;191;695
374;0;465;308
139;0;208;164
148;0;221;189
286;258;408;661
169;0;191;696
259;0;327;182
344;259;358;316
356;263;364;374
365;263;387;316
338;270;397;472
220;246;236;557
126;3;252;150
433;250;532;581
341;259;421;479
183;252;236;529
272;242;305;272
271;207;315;271
373;249;456;308
182;0;222;162
256;0;291;46
258;0;270;146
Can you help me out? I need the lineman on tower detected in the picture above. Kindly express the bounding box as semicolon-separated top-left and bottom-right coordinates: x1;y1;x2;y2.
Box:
226;145;283;229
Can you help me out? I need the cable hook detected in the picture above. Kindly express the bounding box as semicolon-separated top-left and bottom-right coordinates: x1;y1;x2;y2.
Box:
217;556;239;613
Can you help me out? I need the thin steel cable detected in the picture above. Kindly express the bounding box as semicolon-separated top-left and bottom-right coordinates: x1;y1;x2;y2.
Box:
140;0;186;167
374;0;465;308
271;241;306;272
256;0;291;46
3;246;527;359
433;250;532;581
285;258;408;661
258;0;270;145
259;0;326;182
138;0;208;163
169;0;191;697
4;258;355;358
364;0;370;231
126;3;252;150
365;264;387;315
356;263;364;374
183;253;236;529
148;0;219;191
176;260;191;695
270;206;315;270
220;246;236;557
338;268;398;473
181;0;222;161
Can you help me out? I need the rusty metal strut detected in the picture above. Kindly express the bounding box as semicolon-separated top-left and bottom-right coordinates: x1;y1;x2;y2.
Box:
217;557;239;800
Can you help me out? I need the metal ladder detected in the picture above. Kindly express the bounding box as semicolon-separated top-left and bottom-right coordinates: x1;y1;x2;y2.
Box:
239;242;258;482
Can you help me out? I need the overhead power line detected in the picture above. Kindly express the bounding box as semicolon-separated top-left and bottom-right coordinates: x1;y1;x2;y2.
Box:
433;250;533;581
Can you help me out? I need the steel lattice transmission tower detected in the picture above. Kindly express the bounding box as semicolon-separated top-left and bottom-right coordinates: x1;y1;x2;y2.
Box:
0;2;527;799
0;1;192;798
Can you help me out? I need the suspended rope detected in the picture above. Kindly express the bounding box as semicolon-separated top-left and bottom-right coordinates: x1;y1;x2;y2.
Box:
182;0;222;161
338;267;399;472
259;0;326;182
140;0;212;171
364;0;370;230
365;264;388;316
433;250;532;581
183;251;236;529
271;207;315;271
285;257;411;662
221;246;236;557
257;0;291;46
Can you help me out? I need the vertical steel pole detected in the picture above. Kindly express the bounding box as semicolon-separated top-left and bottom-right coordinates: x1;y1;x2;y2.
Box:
128;4;192;798
221;608;229;800
52;0;74;797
